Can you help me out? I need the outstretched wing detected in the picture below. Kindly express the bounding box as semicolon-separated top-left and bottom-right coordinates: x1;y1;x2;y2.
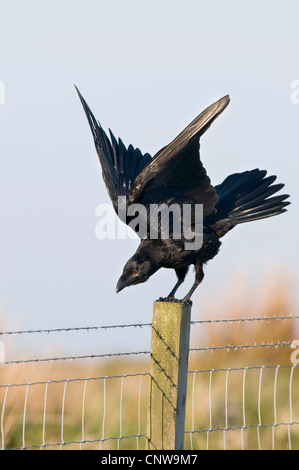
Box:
76;86;152;223
130;95;230;217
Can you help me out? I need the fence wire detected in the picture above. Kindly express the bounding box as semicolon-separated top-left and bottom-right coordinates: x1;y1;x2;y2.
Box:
0;314;298;450
1;373;148;450
186;365;299;450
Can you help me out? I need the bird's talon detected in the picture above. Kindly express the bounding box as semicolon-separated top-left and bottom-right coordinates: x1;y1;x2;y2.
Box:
157;296;179;303
157;296;193;305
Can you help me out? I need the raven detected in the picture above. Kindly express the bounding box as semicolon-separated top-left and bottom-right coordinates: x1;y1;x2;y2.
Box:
76;88;290;302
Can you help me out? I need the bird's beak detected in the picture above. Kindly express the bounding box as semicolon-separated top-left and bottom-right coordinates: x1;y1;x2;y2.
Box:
116;275;135;293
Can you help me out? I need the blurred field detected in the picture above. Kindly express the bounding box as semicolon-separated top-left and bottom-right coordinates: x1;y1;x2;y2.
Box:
0;272;298;450
185;271;299;450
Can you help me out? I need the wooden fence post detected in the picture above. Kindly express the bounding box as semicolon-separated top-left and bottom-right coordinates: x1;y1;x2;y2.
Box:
146;301;192;450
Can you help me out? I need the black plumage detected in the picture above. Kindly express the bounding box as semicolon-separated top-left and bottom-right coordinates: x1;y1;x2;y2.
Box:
76;87;290;302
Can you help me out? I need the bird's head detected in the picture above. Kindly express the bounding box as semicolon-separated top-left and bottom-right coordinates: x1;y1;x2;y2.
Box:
116;256;157;293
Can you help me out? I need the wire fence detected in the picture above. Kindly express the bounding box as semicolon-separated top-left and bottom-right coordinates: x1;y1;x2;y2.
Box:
187;364;299;450
0;314;298;450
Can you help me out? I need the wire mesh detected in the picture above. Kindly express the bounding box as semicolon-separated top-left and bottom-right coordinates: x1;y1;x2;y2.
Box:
185;365;299;450
0;373;149;450
0;314;298;450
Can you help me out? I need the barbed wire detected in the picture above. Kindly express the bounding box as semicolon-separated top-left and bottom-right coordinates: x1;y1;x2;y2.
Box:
190;340;293;353
0;340;294;366
0;350;151;365
0;314;297;337
191;314;299;324
0;322;152;336
0;315;296;365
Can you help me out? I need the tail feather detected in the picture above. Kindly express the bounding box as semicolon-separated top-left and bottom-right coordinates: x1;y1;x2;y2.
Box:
207;169;290;237
235;183;284;212
216;169;267;200
236;175;277;206
235;194;289;215
235;206;288;224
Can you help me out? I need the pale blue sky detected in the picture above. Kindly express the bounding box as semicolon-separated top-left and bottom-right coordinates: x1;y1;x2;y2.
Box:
0;0;298;356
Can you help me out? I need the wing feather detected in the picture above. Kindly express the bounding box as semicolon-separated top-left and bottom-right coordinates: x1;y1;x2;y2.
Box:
77;87;230;238
76;86;152;217
130;95;230;217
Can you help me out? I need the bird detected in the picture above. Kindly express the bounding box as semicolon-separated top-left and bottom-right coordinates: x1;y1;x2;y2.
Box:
76;87;290;303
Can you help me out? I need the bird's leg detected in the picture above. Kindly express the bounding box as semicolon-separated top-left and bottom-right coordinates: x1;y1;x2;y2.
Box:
159;267;188;302
181;262;204;303
167;280;184;300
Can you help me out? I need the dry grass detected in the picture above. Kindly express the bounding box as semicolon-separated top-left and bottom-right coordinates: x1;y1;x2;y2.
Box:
0;271;298;450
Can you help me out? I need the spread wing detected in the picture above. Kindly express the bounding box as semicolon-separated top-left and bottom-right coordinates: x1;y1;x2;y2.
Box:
77;87;229;239
130;95;230;217
76;86;152;224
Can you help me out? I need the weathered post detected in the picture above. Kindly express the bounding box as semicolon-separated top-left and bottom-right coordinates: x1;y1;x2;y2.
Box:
146;301;191;450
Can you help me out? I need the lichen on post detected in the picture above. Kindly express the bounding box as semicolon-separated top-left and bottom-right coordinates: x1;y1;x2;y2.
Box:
146;301;191;450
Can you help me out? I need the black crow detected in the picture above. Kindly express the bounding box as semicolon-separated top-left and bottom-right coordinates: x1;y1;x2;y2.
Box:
76;88;290;302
